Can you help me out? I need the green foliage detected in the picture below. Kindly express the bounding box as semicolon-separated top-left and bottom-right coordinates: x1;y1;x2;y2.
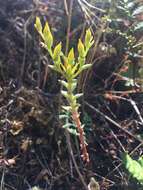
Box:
101;0;143;87
59;112;78;136
35;17;94;133
35;17;93;83
123;153;143;184
107;0;143;52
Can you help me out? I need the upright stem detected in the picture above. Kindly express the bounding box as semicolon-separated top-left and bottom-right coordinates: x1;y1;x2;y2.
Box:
72;111;89;162
67;79;89;162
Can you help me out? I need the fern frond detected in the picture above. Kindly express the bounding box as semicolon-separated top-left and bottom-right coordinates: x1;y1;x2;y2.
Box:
123;153;143;184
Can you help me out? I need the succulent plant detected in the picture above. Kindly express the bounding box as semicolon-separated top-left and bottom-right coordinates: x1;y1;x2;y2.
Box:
35;17;94;162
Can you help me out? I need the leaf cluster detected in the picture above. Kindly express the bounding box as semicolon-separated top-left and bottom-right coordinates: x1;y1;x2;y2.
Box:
123;153;143;184
35;17;94;134
35;17;94;111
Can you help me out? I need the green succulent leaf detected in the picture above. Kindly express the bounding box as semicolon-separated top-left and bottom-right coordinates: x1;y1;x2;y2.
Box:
81;64;92;71
62;106;72;111
68;48;75;65
67;128;78;135
59;80;68;89
85;28;94;50
48;65;55;70
48;64;54;68
78;56;85;68
71;63;80;75
59;114;69;119
35;18;93;154
61;90;69;98
43;22;53;50
78;39;85;57
62;123;75;129
62;123;78;136
74;93;83;99
35;17;42;34
53;42;62;60
70;81;77;91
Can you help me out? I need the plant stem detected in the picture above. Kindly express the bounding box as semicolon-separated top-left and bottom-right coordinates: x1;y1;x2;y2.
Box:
71;110;89;162
67;79;89;162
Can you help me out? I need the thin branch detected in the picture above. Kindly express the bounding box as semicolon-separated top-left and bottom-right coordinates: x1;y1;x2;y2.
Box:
65;0;74;56
85;101;143;144
79;0;105;12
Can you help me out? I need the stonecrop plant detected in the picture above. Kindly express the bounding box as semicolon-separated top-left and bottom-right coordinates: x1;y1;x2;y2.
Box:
35;17;94;162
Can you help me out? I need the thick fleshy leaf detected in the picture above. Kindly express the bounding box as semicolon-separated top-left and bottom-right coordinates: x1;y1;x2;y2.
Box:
43;22;53;49
59;114;69;119
48;64;59;72
68;48;75;64
70;81;77;91
35;17;42;33
71;63;80;75
48;65;54;69
78;39;85;57
62;106;72;111
67;128;78;136
81;64;92;71
61;90;69;98
62;123;75;129
59;80;68;89
85;29;93;48
74;93;83;99
53;42;62;60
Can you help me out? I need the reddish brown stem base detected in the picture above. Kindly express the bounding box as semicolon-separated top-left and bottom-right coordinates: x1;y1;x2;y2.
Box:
72;111;89;163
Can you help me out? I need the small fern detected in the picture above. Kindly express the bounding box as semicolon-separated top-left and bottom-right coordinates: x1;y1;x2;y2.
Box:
123;153;143;184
